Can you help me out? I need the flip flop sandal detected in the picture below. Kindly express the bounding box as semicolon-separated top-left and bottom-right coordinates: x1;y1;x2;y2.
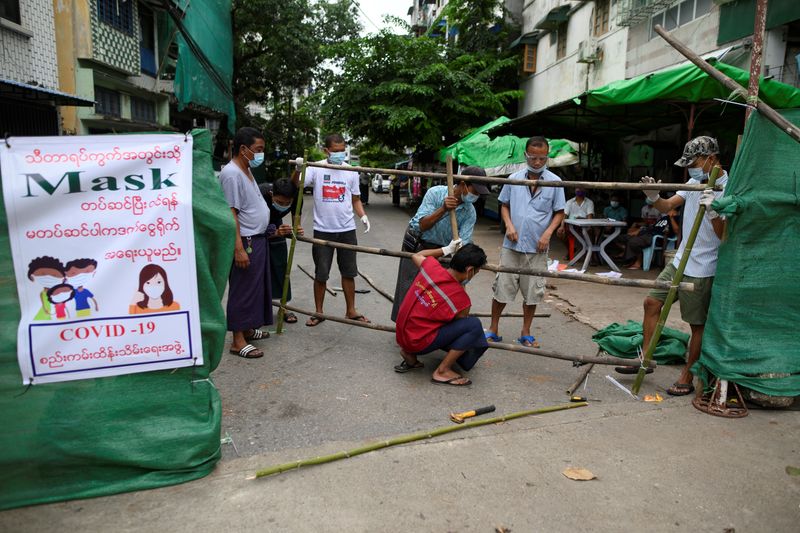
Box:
245;329;270;341
346;314;371;323
517;335;540;348
615;366;653;375
666;382;695;396
306;316;326;327
285;312;298;324
431;376;472;386
484;331;503;342
394;360;424;373
230;344;263;359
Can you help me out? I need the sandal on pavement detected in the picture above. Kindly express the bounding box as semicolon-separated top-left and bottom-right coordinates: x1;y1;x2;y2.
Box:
346;314;371;323
306;316;326;327
484;331;503;342
245;329;269;341
230;344;263;359
517;335;540;349
285;312;298;324
394;360;424;373
666;382;695;396
431;376;472;386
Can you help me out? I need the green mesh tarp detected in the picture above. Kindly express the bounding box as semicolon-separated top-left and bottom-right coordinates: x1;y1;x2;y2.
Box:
695;110;800;397
0;129;234;510
173;0;236;132
592;321;689;364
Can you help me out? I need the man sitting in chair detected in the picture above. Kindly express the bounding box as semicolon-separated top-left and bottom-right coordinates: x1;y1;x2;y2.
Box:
622;209;681;270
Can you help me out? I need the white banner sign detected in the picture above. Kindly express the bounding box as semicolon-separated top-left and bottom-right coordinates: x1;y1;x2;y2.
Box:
0;134;203;384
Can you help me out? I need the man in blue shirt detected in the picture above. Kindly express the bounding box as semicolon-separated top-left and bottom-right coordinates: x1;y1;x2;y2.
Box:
390;166;489;321
485;137;565;348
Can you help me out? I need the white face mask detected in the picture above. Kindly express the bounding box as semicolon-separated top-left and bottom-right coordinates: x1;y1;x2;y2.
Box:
34;275;63;289
143;283;164;299
68;273;94;287
51;292;71;303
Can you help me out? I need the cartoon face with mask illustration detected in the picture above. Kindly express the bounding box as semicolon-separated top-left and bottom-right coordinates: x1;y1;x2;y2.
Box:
65;258;99;317
27;256;66;321
46;283;75;320
129;264;181;315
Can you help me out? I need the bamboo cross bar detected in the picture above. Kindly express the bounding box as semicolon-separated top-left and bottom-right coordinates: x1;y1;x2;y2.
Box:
271;301;655;369
295;235;696;292
290;161;721;192
254;402;588;479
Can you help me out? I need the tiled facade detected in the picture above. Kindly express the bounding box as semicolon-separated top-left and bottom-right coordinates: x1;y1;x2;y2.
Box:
89;0;141;75
0;0;59;88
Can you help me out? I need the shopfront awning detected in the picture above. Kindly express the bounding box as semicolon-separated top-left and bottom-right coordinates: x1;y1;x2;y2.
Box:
489;60;800;141
534;5;570;31
0;78;95;106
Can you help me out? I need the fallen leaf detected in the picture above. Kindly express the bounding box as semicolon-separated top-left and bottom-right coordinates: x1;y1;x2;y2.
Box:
562;467;596;481
786;466;800;476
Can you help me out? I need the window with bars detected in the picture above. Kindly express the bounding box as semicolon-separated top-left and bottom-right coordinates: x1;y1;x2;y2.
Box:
130;96;156;123
593;0;610;37
94;86;121;117
97;0;134;35
650;0;713;40
523;44;537;74
556;22;567;60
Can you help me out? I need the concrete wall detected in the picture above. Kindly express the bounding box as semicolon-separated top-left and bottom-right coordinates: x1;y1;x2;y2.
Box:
0;0;59;89
519;0;628;115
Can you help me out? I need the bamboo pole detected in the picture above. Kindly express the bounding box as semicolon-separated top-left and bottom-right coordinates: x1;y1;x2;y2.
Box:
631;166;721;395
298;264;337;297
276;151;307;334
654;24;800;145
470;311;549;318
290;161;721;192
745;0;768;122
254;402;588;479
357;269;394;303
271;301;655;368
445;155;460;242
566;362;595;396
296;235;696;292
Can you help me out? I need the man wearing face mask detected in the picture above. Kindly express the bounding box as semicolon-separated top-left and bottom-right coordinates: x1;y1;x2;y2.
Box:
264;178;304;324
219;127;273;359
389;166;490;322
394;241;489;386
303;133;371;326
486;136;565;348
615;136;728;396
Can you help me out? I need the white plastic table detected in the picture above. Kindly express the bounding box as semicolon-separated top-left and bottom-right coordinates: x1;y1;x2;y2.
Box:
566;218;628;272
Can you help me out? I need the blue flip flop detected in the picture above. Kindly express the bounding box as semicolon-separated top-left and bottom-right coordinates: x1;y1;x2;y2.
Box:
484;331;503;342
517;335;540;348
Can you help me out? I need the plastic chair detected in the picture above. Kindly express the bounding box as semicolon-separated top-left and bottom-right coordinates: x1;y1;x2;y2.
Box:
642;234;678;271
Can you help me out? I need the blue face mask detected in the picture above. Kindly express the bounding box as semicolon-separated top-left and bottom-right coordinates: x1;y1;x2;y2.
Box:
460;270;474;286
273;202;292;213
328;151;347;164
687;167;707;181
249;152;264;168
462;192;479;204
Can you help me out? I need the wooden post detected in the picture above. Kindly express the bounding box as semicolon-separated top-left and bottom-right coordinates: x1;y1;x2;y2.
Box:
276;151;308;334
746;0;768;122
445;154;460;242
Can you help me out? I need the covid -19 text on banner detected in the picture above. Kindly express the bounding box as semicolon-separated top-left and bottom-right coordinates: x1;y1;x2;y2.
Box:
0;134;203;384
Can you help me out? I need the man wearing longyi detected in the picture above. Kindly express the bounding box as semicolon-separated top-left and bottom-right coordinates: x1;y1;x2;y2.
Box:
394;240;489;387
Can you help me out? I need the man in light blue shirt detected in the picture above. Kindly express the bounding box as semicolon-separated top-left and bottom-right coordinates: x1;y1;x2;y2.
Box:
485;137;565;348
390;167;490;321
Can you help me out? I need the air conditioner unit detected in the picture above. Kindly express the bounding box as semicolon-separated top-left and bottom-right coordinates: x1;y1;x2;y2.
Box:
577;38;600;64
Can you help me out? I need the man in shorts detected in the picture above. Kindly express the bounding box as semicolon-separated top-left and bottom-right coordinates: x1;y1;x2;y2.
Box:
485;136;566;348
617;136;727;396
304;133;371;326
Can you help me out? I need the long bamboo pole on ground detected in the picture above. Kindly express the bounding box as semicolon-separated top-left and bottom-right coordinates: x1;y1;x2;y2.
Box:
445;155;460;241
631;167;721;395
357;269;394;303
276;151;308;334
271;301;654;369
654;24;800;144
290;161;721;192
253;402;588;479
296;235;696;292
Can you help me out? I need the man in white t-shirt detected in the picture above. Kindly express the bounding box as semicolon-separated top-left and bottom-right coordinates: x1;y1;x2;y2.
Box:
616;136;728;396
304;133;371;326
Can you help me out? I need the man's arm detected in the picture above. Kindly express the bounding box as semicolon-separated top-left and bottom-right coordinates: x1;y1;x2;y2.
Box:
352;195;366;218
500;203;518;242
652;195;684;213
539;210;565;252
230;208;249;269
411;246;445;268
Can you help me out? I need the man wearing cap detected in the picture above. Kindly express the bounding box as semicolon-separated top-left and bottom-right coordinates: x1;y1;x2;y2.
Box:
616;136;727;396
390;167;490;321
485;136;566;348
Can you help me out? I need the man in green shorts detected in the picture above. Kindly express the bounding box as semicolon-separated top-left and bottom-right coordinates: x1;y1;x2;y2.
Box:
617;136;727;396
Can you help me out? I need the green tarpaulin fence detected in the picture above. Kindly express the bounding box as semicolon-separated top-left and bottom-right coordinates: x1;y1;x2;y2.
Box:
0;129;234;510
695;110;800;397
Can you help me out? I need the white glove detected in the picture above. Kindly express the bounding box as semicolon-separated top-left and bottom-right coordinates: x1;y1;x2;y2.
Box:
699;188;719;219
640;176;661;203
294;157;304;168
361;215;370;233
441;238;463;256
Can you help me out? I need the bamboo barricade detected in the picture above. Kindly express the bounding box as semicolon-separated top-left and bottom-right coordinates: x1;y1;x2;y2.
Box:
295;235;696;292
253;402;588;479
445;155;460;241
290;160;722;192
654;24;800;145
631;166;722;395
276;150;308;334
271;301;655;369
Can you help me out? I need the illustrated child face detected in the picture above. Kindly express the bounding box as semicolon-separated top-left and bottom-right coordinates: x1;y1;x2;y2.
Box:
31;267;64;289
143;273;165;299
49;285;74;304
66;264;96;288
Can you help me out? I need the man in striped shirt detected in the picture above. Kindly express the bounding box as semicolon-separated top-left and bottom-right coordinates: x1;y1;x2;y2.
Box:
617;136;727;396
